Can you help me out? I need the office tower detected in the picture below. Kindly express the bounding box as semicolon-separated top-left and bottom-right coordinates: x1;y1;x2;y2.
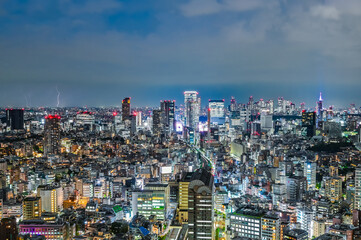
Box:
38;185;63;213
177;172;192;223
301;111;316;137
23;196;41;220
355;168;361;210
152;109;164;136
230;205;265;238
248;96;254;110
261;213;281;240
43;115;61;156
317;92;323;128
286;176;306;202
304;161;316;190
130;113;136;136
208;99;225;125
132;183;169;221
184;91;200;131
260;114;273;130
267;99;274;114
324;176;343;202
122;97;131;121
136;111;142;126
76;111;95;131
188;169;214;240
230;96;237;111
6;108;24;130
272;183;286;206
160;100;175;132
277;97;284;113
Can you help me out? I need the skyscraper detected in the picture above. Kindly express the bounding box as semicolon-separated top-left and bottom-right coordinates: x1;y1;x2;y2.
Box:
177;172;193;224
317;92;323;128
301;111;316;137
184;91;200;131
230;96;237;111
355;168;361;210
152;109;164;136
6;108;24;130
160;100;175;132
208;99;225;125
304;161;316;190
44;115;61;156
122;97;131;121
188;169;214;240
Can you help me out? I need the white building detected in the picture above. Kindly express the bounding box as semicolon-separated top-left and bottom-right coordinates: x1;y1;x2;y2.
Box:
304;161;316;190
184;91;200;131
355;168;361;210
39;185;64;213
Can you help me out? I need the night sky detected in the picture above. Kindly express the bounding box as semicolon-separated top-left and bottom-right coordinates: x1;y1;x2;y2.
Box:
0;0;361;108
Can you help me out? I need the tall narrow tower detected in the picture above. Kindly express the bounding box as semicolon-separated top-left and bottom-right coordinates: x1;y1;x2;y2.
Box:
184;91;200;131
122;97;131;121
44;115;61;156
317;92;323;128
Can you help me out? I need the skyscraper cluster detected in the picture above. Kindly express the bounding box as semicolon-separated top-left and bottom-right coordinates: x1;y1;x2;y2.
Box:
0;91;361;240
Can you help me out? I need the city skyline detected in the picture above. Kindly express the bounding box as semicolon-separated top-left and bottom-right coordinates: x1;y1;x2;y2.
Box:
0;90;358;110
1;0;361;106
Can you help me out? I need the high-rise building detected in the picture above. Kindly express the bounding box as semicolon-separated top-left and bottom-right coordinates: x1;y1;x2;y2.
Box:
160;100;175;132
261;213;281;240
184;91;200;131
152;109;164;136
23;196;41;220
76;111;95;131
304;161;316;190
130;113;137;137
188;169;214;240
208;99;225;125
37;185;63;213
297;207;313;239
6;108;24;130
324;176;343;202
354;168;361;210
317;92;323;128
312;218;326;238
177;172;193;223
230;205;265;239
43;115;61;156
132;183;169;221
136;111;142;126
122;97;131;121
230;97;237;111
301;111;316;137
286;176;306;202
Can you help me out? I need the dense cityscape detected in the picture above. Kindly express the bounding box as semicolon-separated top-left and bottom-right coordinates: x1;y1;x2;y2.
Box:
0;92;361;240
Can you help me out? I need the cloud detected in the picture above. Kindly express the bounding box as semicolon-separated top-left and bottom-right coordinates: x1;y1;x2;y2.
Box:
1;0;361;106
311;5;339;20
66;0;122;15
180;0;266;17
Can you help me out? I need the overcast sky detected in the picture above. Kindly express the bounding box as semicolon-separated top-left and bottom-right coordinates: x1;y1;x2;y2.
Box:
0;0;360;108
